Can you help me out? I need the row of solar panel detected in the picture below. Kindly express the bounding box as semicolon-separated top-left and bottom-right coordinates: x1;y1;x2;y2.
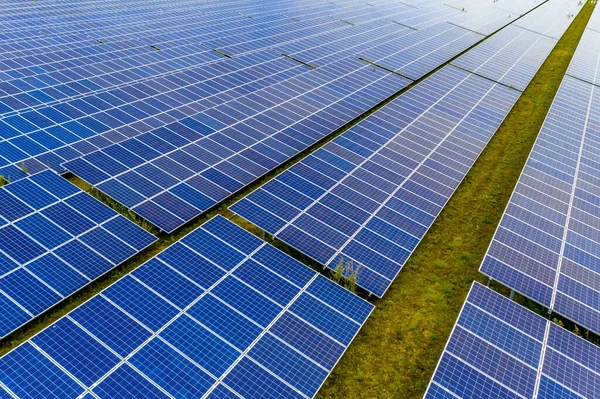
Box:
566;12;600;86
480;4;600;337
0;170;156;338
231;65;521;297
230;0;581;297
426;282;600;399
0;216;374;399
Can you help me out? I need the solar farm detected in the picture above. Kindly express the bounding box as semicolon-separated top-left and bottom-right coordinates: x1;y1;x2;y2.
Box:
0;0;599;398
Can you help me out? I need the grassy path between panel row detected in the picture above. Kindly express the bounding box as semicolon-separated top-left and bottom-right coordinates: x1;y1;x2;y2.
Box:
315;2;596;398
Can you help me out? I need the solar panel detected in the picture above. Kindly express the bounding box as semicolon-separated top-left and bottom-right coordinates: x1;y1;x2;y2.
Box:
566;25;600;87
358;22;483;80
231;65;520;297
452;24;560;91
0;215;373;399
480;69;600;335
446;6;517;36
0;170;156;338
515;0;584;39
425;282;600;399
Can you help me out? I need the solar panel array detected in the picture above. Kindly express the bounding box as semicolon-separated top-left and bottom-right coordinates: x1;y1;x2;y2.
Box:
0;0;588;397
425;282;600;399
0;170;156;338
452;0;583;92
56;1;538;233
0;215;373;399
231;65;521;297
514;0;584;40
480;6;600;336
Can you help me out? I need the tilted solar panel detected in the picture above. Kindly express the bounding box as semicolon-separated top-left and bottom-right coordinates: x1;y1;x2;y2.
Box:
0;215;373;399
231;65;520;297
0;170;156;338
515;0;584;39
425;282;600;399
452;23;562;92
63;55;410;232
566;26;600;87
480;73;600;335
446;6;517;36
358;22;483;80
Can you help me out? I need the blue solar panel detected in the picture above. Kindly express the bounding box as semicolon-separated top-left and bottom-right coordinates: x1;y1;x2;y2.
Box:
425;282;600;399
0;215;373;398
232;65;521;296
515;0;584;39
359;22;483;80
0;170;156;338
452;25;559;91
566;23;600;86
480;62;600;335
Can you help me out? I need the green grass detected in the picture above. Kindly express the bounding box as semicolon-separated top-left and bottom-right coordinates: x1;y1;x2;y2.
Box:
315;3;596;398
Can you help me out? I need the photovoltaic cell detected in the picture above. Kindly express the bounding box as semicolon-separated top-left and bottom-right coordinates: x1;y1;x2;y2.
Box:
0;170;156;338
0;216;373;399
231;65;520;297
425;282;600;399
